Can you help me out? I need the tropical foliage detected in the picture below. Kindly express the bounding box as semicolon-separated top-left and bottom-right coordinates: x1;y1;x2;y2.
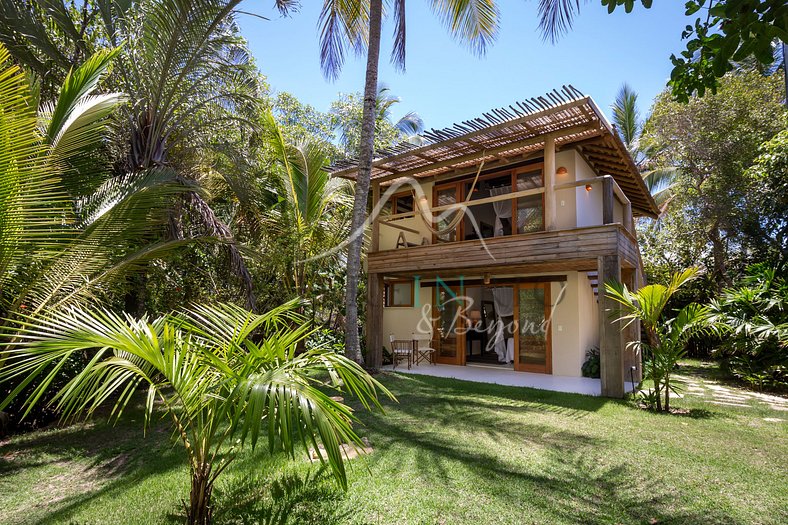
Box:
0;301;391;525
610;83;678;212
0;43;190;321
709;263;788;389
606;268;710;411
639;70;786;288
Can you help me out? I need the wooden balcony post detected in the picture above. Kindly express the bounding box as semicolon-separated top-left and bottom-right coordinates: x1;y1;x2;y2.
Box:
544;135;556;230
371;181;381;253
623;202;633;232
365;273;383;369
598;254;624;398
602;176;614;225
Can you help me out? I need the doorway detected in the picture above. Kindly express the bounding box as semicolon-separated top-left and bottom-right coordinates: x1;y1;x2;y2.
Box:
432;281;552;373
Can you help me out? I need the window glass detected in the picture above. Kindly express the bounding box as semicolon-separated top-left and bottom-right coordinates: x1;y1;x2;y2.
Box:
435;186;459;242
517;194;544;234
385;281;413;307
516;170;542;190
394;194;414;214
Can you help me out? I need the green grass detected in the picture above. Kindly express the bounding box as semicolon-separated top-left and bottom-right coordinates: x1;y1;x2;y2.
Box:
1;361;786;525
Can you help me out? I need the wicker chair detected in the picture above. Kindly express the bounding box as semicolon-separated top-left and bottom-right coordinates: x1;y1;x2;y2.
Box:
389;334;413;370
412;332;436;365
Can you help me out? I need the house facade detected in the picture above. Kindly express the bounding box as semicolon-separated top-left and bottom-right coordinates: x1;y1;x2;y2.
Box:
329;87;659;398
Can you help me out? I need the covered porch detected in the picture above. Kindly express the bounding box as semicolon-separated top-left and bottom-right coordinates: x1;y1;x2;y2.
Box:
382;362;636;396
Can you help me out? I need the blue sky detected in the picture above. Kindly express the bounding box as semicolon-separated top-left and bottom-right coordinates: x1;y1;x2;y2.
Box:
238;1;689;130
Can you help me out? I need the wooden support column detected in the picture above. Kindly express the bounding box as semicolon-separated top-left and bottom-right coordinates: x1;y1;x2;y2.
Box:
623;201;633;233
365;273;384;369
370;181;381;253
621;268;642;384
544;135;556;230
602;176;614;225
598;255;624;398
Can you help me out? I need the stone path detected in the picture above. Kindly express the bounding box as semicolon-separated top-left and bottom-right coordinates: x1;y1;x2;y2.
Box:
671;370;788;421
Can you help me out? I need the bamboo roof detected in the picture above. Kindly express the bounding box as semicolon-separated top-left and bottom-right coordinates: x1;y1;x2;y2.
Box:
328;85;659;217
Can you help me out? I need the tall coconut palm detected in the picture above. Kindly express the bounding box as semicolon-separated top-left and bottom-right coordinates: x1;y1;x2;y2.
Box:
0;301;391;525
611;83;678;214
317;0;500;364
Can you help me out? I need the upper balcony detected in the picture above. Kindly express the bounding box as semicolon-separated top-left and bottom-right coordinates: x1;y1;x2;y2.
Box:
327;86;659;277
368;168;641;277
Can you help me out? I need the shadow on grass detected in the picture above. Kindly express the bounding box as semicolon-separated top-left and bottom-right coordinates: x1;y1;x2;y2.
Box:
350;372;751;525
208;466;349;525
382;372;617;417
0;403;185;525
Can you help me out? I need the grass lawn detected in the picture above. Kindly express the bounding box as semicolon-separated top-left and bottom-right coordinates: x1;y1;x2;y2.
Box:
1;360;786;525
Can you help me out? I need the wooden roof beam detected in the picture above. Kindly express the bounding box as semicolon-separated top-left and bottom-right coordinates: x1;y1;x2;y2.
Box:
365;124;600;184
330;97;592;179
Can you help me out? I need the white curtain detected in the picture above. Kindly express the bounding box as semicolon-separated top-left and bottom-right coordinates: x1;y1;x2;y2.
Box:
490;287;514;362
489;186;527;236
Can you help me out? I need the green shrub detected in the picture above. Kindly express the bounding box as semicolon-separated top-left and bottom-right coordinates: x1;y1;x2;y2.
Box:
581;347;600;378
709;262;788;390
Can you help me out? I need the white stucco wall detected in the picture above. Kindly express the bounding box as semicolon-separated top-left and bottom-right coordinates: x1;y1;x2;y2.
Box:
381;284;432;346
378;181;434;252
554;151;577;230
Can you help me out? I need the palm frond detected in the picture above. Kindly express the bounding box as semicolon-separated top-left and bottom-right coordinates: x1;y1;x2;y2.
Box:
430;0;500;55
611;83;640;151
537;0;584;44
318;0;369;80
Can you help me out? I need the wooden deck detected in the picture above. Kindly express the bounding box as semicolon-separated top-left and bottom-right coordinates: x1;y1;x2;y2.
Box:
367;223;638;277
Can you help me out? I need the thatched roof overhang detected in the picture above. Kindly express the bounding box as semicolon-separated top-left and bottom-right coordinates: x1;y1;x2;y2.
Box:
327;86;659;217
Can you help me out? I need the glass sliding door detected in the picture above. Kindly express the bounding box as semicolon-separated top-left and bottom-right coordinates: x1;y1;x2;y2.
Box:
515;283;552;373
433;284;464;365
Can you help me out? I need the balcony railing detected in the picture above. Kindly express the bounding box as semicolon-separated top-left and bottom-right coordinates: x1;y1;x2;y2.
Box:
372;174;633;253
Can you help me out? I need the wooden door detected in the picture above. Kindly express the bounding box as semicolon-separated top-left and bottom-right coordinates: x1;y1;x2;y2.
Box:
514;283;552;373
433;283;464;365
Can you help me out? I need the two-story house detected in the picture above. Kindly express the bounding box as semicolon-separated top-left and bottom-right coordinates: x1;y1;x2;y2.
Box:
329;87;659;398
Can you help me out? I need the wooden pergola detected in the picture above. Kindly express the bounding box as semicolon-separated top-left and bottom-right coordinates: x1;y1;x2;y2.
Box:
329;85;659;217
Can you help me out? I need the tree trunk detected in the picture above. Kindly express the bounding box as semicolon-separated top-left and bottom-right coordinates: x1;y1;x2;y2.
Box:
187;469;213;525
708;224;729;290
344;0;383;364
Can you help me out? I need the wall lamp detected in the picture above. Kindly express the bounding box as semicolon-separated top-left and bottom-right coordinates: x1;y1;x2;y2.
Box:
585;184;593;192
556;166;568;176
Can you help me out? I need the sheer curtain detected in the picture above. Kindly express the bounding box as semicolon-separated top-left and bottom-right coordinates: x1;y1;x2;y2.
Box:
489;186;527;237
490;287;514;363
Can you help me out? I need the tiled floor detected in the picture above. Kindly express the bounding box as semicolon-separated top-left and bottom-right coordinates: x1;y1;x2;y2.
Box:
382;362;633;396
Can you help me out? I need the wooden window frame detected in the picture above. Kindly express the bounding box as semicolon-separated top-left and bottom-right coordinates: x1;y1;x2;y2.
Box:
432;162;546;243
387;191;415;220
384;279;415;307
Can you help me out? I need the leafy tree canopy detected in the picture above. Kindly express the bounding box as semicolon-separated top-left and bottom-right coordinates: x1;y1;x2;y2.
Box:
601;0;787;102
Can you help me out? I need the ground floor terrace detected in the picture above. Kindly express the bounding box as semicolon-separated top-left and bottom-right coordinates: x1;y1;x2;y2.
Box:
381;362;637;396
365;240;643;398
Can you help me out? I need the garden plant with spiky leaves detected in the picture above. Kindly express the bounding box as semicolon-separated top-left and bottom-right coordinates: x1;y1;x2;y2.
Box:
0;301;392;525
606;267;711;412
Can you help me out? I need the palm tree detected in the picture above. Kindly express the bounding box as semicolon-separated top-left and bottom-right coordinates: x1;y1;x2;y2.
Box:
261;111;353;303
0;43;191;319
0;0;278;310
611;83;678;214
0;301;391;525
317;0;500;363
332;85;425;153
605;267;710;412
